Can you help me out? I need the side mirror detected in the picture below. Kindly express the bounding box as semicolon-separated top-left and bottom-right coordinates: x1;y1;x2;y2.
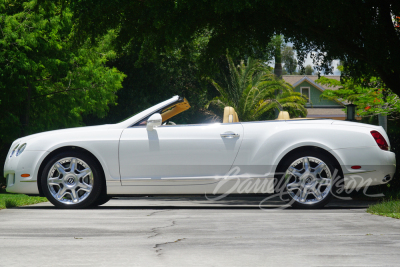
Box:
146;113;162;131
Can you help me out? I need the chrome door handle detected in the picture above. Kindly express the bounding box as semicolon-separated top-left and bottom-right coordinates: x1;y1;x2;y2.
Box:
220;132;240;138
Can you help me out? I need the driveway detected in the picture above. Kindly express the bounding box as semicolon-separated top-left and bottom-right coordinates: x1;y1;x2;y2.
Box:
1;196;400;267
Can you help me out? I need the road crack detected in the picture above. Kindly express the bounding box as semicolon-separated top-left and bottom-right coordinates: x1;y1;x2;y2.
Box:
148;220;176;238
146;210;187;256
147;209;171;217
153;238;186;256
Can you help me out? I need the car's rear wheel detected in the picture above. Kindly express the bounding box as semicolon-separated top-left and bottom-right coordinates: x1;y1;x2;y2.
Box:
276;151;338;209
41;151;103;209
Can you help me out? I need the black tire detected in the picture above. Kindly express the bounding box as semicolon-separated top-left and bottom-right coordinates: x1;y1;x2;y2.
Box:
89;172;111;207
41;150;104;209
91;194;112;207
275;150;341;209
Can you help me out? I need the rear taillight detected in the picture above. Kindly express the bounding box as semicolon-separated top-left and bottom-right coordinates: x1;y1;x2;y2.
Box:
370;130;389;151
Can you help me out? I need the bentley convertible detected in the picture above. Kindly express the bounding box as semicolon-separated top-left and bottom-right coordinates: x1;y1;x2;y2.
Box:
4;96;396;208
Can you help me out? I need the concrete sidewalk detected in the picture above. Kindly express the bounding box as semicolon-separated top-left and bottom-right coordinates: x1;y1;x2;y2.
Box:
1;196;399;266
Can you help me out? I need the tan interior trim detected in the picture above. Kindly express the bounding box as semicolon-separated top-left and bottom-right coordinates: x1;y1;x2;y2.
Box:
223;107;240;123
161;98;191;122
276;111;290;120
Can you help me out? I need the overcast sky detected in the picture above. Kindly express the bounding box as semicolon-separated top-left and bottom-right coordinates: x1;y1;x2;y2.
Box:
268;43;341;75
268;54;341;75
303;55;340;75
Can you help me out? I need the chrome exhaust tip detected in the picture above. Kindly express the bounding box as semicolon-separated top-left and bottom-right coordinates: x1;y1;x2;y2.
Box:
382;175;391;183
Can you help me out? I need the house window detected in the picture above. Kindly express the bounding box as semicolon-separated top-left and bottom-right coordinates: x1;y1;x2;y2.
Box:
301;87;310;104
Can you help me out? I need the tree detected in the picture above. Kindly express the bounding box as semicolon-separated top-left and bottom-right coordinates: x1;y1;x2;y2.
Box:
271;36;284;78
0;1;125;146
83;34;215;126
282;46;297;75
304;65;314;75
65;0;400;96
317;74;400;119
282;46;298;75
207;55;307;121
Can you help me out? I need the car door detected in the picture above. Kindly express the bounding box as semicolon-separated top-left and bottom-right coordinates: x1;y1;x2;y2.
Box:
119;123;243;186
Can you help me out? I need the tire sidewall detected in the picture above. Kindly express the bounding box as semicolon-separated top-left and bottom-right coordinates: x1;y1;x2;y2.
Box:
91;195;112;207
41;150;103;209
275;150;340;209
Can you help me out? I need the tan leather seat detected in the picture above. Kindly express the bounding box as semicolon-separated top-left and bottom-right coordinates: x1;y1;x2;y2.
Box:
223;107;239;123
276;111;290;120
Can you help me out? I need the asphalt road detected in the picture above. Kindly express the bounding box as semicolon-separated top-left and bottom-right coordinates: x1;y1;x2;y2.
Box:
1;196;400;267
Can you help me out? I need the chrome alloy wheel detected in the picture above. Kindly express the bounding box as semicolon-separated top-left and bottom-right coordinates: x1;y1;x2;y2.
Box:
284;156;332;205
47;157;94;204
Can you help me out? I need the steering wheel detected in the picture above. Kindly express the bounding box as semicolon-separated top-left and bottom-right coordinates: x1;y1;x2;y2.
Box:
162;121;176;126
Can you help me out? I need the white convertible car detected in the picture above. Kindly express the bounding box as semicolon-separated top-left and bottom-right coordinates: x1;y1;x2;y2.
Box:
4;96;396;208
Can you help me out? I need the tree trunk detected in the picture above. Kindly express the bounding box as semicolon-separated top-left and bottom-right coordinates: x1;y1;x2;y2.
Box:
274;45;282;79
274;43;282;118
274;44;282;118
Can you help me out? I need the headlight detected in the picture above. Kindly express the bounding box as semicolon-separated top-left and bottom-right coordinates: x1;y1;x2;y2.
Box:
10;144;19;157
16;143;27;156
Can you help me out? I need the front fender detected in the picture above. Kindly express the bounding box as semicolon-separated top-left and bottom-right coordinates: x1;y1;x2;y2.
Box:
13;127;123;184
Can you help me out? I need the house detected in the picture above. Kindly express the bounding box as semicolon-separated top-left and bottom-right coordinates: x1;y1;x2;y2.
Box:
282;75;352;120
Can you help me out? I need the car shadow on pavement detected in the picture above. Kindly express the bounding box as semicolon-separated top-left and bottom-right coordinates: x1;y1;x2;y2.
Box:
14;196;378;210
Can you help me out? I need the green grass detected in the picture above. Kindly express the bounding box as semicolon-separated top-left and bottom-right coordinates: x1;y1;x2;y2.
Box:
0;193;48;210
367;190;400;219
367;200;400;219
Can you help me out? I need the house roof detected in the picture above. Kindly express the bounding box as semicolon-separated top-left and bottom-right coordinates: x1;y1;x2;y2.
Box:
283;75;346;106
282;75;341;91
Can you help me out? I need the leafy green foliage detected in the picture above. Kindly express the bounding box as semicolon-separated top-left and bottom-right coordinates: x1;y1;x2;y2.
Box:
66;0;400;95
317;73;400;118
0;0;125;145
208;55;307;121
282;46;298;75
83;34;216;126
304;65;314;75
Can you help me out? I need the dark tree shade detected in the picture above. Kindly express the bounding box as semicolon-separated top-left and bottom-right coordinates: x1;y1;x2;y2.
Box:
66;0;400;94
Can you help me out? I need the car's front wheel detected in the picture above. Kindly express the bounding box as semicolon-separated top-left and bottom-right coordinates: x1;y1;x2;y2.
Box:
91;195;112;207
41;151;103;209
276;151;339;209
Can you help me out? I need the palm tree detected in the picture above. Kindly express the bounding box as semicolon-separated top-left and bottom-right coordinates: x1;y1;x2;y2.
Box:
207;55;307;121
272;35;284;78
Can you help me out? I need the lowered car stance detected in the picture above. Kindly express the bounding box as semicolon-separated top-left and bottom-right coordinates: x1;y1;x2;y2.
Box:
4;96;396;208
